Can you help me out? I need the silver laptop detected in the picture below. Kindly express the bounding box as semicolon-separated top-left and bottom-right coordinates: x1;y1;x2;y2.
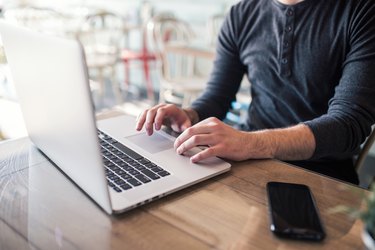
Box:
0;22;231;214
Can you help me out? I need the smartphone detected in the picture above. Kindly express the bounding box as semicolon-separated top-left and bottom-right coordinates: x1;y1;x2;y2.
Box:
266;182;326;241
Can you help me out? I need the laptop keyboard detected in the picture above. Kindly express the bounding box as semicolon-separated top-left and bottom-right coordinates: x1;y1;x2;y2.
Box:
98;130;170;192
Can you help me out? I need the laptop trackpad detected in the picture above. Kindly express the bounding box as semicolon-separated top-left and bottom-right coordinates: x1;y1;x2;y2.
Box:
126;132;174;154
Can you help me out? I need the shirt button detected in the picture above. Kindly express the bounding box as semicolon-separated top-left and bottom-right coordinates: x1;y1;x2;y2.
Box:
281;58;288;64
284;41;289;47
287;9;294;16
285;26;292;32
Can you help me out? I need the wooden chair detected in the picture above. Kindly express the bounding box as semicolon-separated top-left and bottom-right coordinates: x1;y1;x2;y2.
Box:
355;126;375;188
120;12;175;102
149;16;212;107
354;126;375;188
76;10;124;103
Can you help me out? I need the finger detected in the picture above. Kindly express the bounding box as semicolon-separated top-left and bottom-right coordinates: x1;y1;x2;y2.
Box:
144;108;156;135
171;119;191;133
135;110;148;131
154;104;174;130
174;124;214;149
144;104;168;134
176;134;216;155
190;147;217;163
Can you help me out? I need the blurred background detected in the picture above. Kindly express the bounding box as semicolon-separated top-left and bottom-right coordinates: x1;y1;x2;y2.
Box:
0;0;374;188
0;0;252;140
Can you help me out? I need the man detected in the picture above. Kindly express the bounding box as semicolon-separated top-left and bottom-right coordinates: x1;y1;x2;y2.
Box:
136;0;375;184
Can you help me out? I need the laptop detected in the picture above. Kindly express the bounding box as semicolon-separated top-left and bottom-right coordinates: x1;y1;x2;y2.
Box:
0;22;231;214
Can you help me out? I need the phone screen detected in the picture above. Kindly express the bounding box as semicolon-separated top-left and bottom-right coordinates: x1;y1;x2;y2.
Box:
266;182;325;241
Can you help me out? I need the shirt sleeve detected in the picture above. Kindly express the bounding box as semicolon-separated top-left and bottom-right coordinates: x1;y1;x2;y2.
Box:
191;4;247;121
304;0;375;160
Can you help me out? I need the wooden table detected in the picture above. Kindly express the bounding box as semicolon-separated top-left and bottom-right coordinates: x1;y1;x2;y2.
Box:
0;127;367;249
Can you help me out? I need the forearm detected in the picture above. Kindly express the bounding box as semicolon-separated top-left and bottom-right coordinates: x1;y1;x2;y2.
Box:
247;123;316;161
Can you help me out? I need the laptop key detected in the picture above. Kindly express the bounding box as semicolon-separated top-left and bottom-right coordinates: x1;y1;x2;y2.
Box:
107;172;115;178
144;163;157;169
103;151;111;157
158;171;171;177
114;151;125;157
128;169;140;176
120;184;132;190
107;164;117;171
123;158;135;164
138;158;150;164
109;155;117;161
113;186;122;192
134;165;146;171
150;166;164;172
114;178;126;186
114;159;123;164
135;174;151;183
108;175;119;181
121;165;135;172
116;169;126;175
141;169;160;180
127;178;142;186
120;174;132;180
107;138;117;144
112;166;121;172
113;142;143;160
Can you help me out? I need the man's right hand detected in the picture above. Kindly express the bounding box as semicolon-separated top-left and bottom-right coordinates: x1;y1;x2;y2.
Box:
135;103;194;135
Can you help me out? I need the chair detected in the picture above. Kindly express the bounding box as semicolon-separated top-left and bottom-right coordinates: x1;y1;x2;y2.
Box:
149;16;212;107
76;10;124;103
120;12;175;102
356;126;375;188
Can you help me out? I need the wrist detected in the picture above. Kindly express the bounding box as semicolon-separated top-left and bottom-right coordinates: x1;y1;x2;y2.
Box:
247;130;277;159
252;124;315;161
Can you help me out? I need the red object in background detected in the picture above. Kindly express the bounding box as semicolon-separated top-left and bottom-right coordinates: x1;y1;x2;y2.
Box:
120;22;173;101
120;28;157;101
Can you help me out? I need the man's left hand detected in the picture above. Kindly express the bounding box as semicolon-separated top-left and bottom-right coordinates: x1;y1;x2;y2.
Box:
174;117;253;163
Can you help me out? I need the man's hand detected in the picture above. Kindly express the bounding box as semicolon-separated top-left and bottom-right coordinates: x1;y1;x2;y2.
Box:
174;117;316;163
135;103;195;135
174;117;260;163
137;105;316;163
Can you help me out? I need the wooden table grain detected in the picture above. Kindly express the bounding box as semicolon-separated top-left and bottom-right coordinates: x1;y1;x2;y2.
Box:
0;132;367;249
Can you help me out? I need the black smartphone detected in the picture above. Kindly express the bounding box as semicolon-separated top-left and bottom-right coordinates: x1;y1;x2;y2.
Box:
266;182;326;241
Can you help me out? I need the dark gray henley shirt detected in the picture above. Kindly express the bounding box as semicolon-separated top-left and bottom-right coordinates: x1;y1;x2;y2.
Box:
191;0;375;183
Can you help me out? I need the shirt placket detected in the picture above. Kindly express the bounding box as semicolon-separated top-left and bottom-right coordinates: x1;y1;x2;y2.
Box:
280;7;295;77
